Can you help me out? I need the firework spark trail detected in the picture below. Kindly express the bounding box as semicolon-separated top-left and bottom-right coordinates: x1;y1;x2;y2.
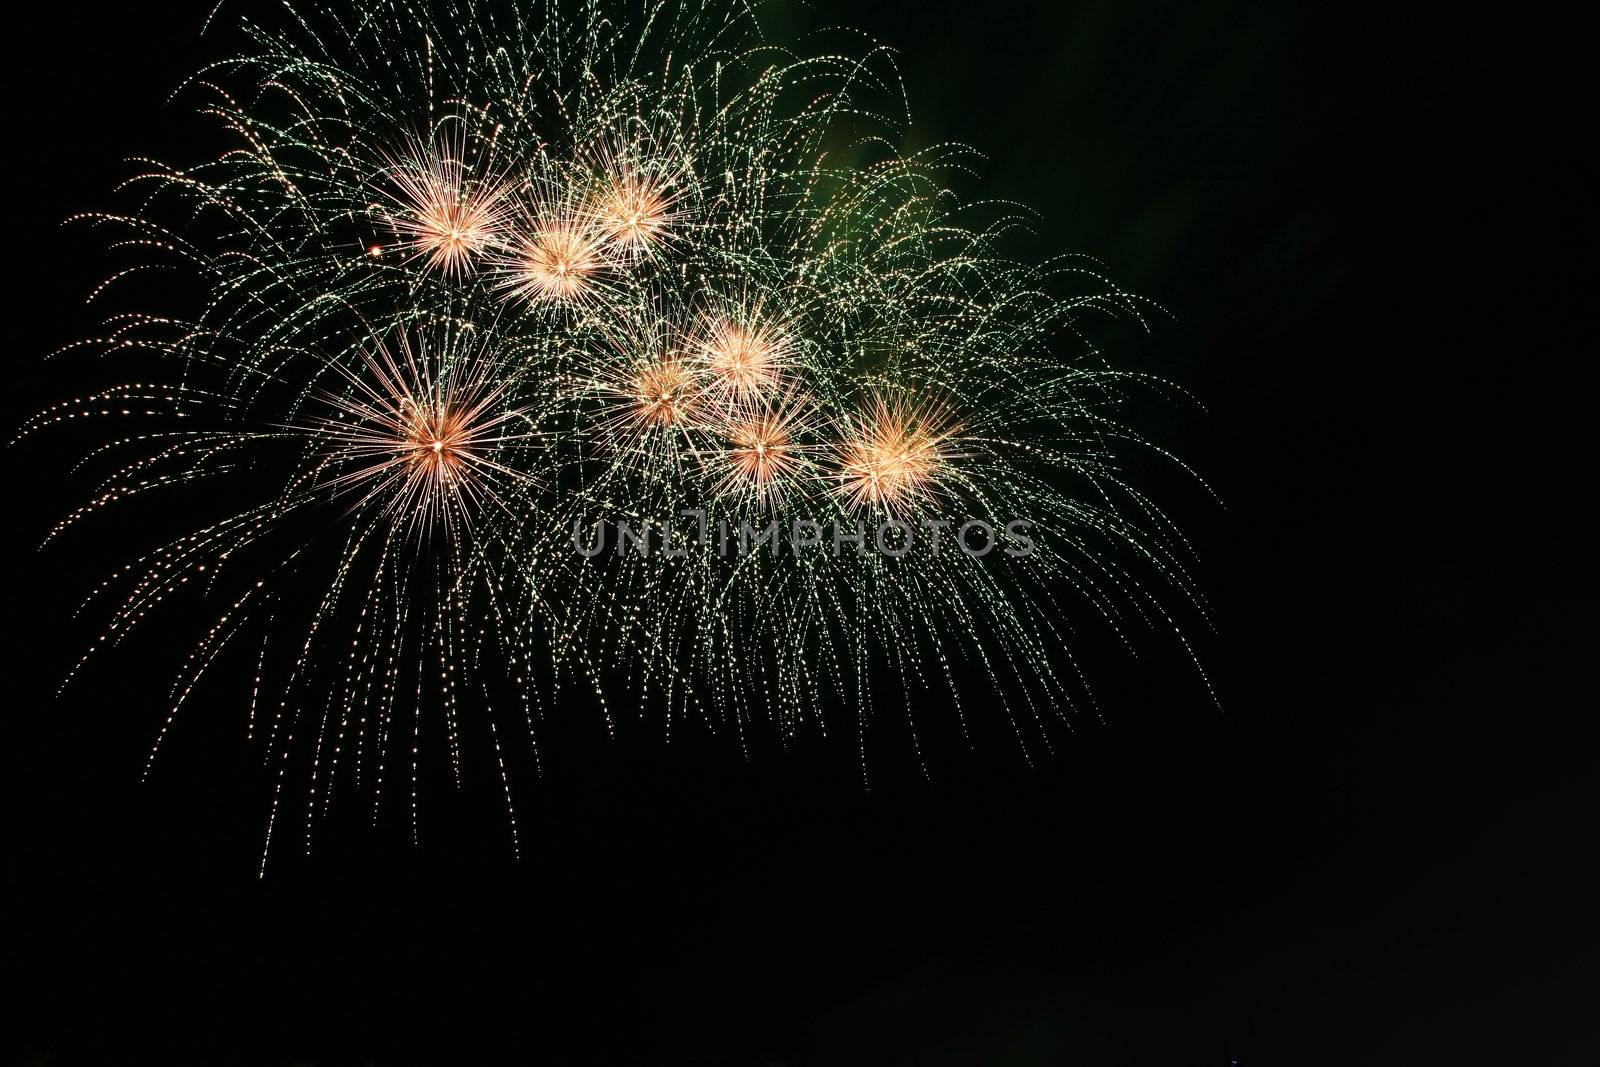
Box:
25;0;1213;865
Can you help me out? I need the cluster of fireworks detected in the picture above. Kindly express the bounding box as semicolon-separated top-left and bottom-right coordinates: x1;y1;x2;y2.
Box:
23;0;1209;865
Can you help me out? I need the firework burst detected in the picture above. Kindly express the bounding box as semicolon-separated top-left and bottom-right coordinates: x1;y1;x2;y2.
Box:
708;391;815;508
587;167;681;257
379;132;514;276
29;0;1211;864
308;331;539;539
693;313;792;402
626;357;700;432
833;390;961;516
495;216;612;305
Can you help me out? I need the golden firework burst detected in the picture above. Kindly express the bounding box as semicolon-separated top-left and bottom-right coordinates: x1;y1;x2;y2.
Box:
628;357;700;431
694;316;790;400
713;395;813;505
381;137;511;276
496;218;609;304
588;168;678;256
313;335;535;537
400;399;472;481
833;391;961;514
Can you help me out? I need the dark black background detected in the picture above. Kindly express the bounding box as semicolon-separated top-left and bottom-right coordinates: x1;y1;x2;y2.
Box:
4;1;1592;1064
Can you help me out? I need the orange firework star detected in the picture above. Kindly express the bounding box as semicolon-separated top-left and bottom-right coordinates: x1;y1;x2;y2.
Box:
694;316;790;400
833;391;961;514
383;139;511;276
496;219;609;304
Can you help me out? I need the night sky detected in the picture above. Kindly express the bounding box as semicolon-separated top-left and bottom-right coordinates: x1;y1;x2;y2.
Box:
4;1;1593;1064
